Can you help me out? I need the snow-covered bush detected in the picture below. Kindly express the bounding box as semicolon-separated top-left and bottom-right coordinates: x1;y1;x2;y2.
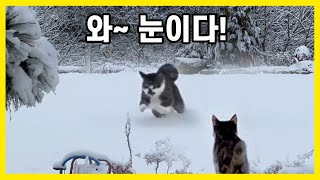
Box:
138;138;191;174
251;149;314;174
267;51;293;66
293;46;312;61
6;7;59;111
266;46;313;66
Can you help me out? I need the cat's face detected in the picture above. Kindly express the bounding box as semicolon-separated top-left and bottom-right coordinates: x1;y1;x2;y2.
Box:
139;71;165;96
212;114;238;138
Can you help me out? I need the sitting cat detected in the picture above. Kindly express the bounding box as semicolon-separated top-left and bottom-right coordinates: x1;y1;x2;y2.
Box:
212;114;249;174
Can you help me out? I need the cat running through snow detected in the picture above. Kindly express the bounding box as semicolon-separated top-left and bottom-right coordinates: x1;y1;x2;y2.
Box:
138;64;185;118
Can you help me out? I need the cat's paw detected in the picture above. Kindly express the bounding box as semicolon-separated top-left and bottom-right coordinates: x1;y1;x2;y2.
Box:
139;104;148;112
154;105;172;114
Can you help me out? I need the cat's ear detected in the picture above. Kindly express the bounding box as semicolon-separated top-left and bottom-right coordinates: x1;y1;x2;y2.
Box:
212;115;219;126
230;114;237;124
139;71;146;79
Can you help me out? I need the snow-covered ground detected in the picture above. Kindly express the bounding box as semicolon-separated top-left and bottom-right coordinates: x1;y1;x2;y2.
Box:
6;71;314;174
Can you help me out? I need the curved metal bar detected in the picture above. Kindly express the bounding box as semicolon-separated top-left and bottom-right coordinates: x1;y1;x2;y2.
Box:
55;155;101;174
98;159;113;174
69;158;77;174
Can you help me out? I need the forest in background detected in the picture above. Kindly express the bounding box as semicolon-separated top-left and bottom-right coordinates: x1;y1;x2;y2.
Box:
6;7;314;174
6;6;314;110
33;6;314;67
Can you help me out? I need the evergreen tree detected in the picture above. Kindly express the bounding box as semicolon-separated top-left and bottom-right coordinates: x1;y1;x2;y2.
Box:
211;7;262;66
6;7;59;110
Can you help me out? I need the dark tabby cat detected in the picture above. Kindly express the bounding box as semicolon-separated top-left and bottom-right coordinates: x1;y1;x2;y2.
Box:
212;114;249;174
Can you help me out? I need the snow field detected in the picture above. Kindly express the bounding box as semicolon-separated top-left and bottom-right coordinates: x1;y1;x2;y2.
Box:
6;72;314;173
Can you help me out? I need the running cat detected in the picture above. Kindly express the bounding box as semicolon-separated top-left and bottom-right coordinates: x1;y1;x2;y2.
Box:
139;64;185;118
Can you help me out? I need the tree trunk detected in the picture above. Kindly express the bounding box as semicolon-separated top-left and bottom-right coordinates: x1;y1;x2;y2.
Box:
85;44;92;74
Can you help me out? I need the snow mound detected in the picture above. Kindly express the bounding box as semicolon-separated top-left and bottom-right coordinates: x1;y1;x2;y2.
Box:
175;57;206;74
200;61;314;75
289;60;314;73
175;57;204;67
293;46;312;61
59;66;83;73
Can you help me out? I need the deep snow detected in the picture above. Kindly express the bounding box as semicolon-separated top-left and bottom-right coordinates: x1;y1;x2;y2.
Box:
6;71;314;174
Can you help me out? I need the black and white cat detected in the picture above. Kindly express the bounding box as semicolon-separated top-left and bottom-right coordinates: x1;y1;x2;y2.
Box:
139;64;185;118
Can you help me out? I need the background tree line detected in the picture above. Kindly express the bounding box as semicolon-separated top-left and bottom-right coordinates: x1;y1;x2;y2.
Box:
34;6;314;67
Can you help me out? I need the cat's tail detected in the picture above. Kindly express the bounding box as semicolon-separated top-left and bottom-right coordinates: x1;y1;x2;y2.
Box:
158;63;179;81
232;140;247;165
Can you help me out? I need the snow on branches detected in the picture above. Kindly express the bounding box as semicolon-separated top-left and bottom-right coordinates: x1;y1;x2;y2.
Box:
137;138;191;174
6;7;59;111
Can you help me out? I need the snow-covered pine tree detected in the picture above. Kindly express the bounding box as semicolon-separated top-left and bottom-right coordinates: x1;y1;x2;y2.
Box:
6;7;59;111
211;7;262;66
